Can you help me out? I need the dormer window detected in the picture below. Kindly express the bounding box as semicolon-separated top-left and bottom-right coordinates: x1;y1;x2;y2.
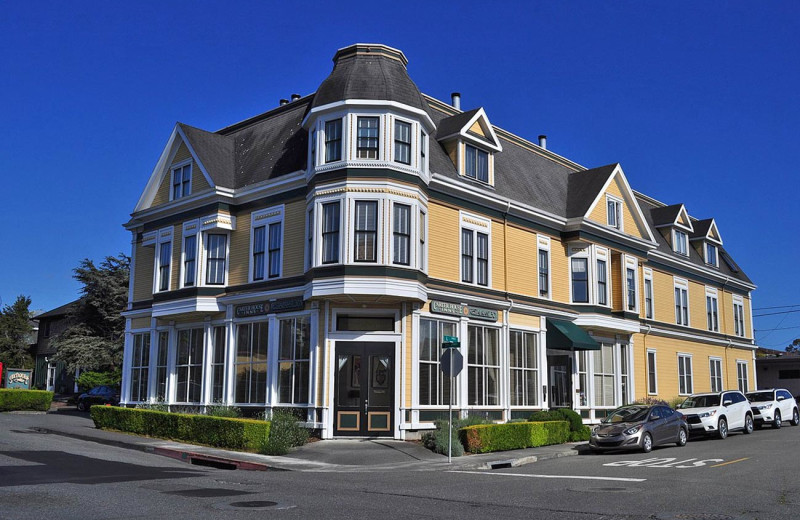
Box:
673;229;688;255
171;163;191;200
705;243;718;267
394;120;411;164
325;119;342;163
607;196;622;230
465;144;489;183
357;117;379;159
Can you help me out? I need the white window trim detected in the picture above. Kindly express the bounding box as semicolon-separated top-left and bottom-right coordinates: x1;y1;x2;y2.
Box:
391;115;415;167
732;294;746;338
673;228;689;256
595;247;610;308
169;159;192;201
705;242;719;267
464;322;503;408
568;245;591;304
200;231;231;287
460;211;492;288
461;142;494;186
709;356;724;393
643;267;654;320
153;227;174;293
508;328;541;408
537;235;551;300
606;195;623;231
179;220;200;289
674;277;690;327
353;114;384;161
250;205;285;282
646;349;658;395
624;255;639;313
678;353;693;396
349;198;384;264
705;286;719;332
315;197;344;267
736;360;749;392
332;308;401;334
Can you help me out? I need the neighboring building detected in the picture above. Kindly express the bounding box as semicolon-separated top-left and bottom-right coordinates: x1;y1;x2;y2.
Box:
755;353;800;396
121;44;758;439
33;300;79;393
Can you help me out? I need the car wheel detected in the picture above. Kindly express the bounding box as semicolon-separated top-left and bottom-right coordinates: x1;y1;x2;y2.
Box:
77;401;87;412
791;409;800;427
744;414;754;434
677;428;688;447
773;411;781;429
642;433;653;453
718;418;728;439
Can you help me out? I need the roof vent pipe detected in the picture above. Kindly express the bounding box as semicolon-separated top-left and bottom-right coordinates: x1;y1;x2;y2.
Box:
291;93;301;102
538;135;547;150
279;98;289;106
451;92;461;111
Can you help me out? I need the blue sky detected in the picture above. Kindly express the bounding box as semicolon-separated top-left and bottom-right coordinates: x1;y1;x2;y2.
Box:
1;2;798;349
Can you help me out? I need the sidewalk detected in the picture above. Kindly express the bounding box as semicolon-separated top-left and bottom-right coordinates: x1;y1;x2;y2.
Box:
5;408;587;473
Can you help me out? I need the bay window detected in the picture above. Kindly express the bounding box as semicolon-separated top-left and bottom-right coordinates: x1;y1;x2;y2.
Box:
357;117;379;159
130;333;150;402
393;203;411;265
322;201;341;264
325;119;342;163
175;328;204;403
509;330;539;407
278;316;311;404
354;201;378;262
210;326;226;402
467;325;500;406
394;120;411;164
419;318;457;406
205;234;227;285
596;260;607;306
183;235;197;287
235;322;268;404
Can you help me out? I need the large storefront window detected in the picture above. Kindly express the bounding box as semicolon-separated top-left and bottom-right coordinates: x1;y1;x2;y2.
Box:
235;322;268;404
176;328;204;403
419;318;457;406
509;330;538;407
278;316;311;404
468;325;499;406
210;326;226;402
130;333;150;402
593;343;615;407
155;331;169;401
576;351;588;407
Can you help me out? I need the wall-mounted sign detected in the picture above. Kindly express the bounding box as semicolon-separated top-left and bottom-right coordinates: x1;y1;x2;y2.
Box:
235;297;305;318
430;300;498;322
5;369;33;390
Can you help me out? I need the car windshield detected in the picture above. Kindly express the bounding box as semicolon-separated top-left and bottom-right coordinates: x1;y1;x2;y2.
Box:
680;395;720;408
746;391;774;402
602;406;650;424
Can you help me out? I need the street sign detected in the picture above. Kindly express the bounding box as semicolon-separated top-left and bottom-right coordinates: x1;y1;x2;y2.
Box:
440;349;463;377
442;335;460;349
443;335;458;343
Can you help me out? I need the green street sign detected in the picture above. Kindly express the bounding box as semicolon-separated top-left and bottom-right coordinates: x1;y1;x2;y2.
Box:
443;335;458;343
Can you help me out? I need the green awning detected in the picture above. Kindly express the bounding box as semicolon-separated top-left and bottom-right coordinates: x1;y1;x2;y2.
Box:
546;319;600;351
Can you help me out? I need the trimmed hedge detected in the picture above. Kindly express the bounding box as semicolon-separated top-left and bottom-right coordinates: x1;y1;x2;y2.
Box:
90;406;270;451
530;409;591;442
461;420;570;454
0;389;54;412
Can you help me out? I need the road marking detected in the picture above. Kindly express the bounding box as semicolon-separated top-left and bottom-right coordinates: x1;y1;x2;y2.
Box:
449;470;646;482
710;457;749;468
603;457;723;469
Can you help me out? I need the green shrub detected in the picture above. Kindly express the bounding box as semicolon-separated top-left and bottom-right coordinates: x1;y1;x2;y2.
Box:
135;401;170;412
76;370;121;392
529;409;591;442
0;389;54;412
461;421;570;453
669;396;686;410
206;403;242;418
421;416;491;457
529;410;564;422
633;396;669;407
90;406;270;451
258;409;309;455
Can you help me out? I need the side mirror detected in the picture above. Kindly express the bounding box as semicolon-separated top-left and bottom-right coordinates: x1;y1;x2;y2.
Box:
777;396;785;401
649;414;659;421
723;400;732;406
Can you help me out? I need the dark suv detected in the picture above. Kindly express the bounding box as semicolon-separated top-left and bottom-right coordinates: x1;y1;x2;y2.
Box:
76;385;120;411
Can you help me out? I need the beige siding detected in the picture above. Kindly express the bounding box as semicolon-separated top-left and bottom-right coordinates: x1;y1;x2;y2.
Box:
505;225;537;298
651;269;675;325
491;220;505;290
150;141;213;208
689;280;708;332
508;312;541;329
130;317;151;330
133;243;154;301
228;210;251;286
550;240;570;303
169;226;180;291
283;200;307;278
469;120;485;137
405;308;413;409
586;176;646;240
427;202;460;282
610;253;623;311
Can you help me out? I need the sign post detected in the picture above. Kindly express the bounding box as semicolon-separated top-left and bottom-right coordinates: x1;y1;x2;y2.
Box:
440;337;463;463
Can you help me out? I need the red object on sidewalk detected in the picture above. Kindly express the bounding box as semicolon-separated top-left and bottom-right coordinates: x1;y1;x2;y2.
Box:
0;361;4;387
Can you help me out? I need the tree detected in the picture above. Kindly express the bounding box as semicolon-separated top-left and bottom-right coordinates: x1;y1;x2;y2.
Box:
52;254;130;372
0;295;34;368
787;339;800;354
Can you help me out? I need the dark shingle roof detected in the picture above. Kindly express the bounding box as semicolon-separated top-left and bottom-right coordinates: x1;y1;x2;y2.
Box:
435;109;481;140
689;219;713;239
566;164;618;218
179;124;235;188
650;204;683;227
36;300;79;319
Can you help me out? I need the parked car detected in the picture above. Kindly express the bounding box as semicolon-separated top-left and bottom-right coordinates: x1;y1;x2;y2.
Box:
677;390;753;439
746;388;800;429
76;385;119;411
589;404;688;453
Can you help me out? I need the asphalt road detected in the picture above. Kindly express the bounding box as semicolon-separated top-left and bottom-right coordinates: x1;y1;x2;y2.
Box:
1;413;798;520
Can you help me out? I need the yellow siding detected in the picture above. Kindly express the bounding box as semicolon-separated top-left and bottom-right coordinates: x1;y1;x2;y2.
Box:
130;317;151;329
677;209;690;227
586;176;646;240
469;120;485;137
133;243;154;301
508;312;541;329
150;141;213;208
727;352;754;392
504;225;537;298
550;240;570;303
689;280;707;331
427;202;460;282
651;269;675;325
491;220;505;290
228;210;251;286
610;253;622;311
283;200;306;277
405;308;413;409
742;296;752;340
170;226;180;291
193;165;211;192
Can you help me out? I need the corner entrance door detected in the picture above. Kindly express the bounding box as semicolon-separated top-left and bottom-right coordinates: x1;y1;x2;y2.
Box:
334;342;394;437
548;355;572;408
46;363;56;393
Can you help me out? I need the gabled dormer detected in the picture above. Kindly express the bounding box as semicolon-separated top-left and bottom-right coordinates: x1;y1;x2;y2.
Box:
651;203;693;256
690;218;723;268
435;107;502;186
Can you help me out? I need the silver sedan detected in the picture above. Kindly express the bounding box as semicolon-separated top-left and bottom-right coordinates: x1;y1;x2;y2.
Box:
589;404;689;453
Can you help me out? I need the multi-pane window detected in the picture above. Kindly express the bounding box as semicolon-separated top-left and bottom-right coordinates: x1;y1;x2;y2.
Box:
354;201;378;262
644;277;654;319
322;202;340;264
419;319;457;406
155;331;169;401
706;295;719;332
620;344;629;405
205;234;227;285
733;301;745;337
172;164;191;200
509;330;539;407
647;350;657;394
596;260;607;306
235;322;268;404
183;235;196;287
392;203;411;265
268;222;281;278
464;144;489;182
418;211;426;271
593;343;615;407
607;198;621;229
130;333;150;402
420;130;427;165
576;351;588;407
626;268;636;311
394;120;411;164
461;229;489;286
210;326;226;402
357;117;379;159
710;358;723;393
324;119;342;163
461;230;473;283
310;130;316;165
158;240;171;292
538;249;549;297
307;209;314;270
467;325;500;406
278;316;310;404
176;328;204;402
476;233;488;286
675;286;689;325
674;229;688;255
571;258;589;303
737;361;749;392
706;243;718;267
678;354;693;395
252;226;266;281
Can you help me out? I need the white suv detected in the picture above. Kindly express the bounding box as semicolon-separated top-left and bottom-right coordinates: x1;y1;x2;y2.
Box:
677;390;754;439
746;388;800;429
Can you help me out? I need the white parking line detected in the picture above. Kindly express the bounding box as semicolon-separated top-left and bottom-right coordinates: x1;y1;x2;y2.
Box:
448;470;646;482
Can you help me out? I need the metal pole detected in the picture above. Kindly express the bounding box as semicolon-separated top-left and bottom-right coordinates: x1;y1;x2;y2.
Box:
448;352;453;463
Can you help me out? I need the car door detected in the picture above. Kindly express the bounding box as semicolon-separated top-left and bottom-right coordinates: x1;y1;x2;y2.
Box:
660;406;680;442
733;392;748;428
648;407;666;444
778;390;793;420
721;392;740;429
